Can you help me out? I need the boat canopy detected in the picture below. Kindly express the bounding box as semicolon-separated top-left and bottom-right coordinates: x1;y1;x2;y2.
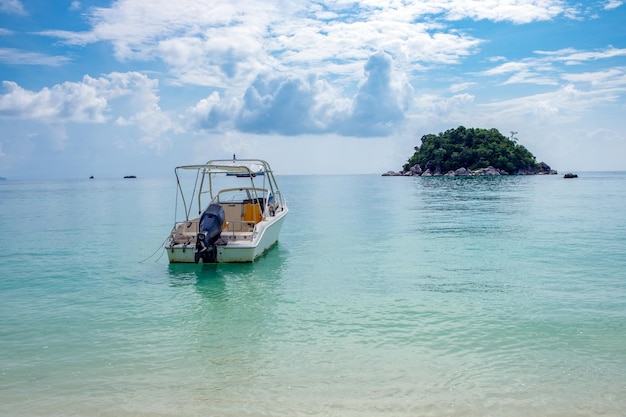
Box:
174;159;266;175
172;159;285;222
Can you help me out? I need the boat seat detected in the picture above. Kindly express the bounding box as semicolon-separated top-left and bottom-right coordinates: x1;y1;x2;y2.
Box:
243;203;262;224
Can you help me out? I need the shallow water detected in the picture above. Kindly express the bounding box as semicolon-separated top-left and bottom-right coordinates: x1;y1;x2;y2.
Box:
1;173;625;416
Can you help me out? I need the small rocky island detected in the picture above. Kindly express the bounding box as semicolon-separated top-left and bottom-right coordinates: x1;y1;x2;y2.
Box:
384;126;557;177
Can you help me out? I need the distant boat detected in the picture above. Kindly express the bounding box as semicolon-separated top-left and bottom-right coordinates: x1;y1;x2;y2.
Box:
123;175;137;179
165;158;288;263
563;173;578;179
89;176;94;179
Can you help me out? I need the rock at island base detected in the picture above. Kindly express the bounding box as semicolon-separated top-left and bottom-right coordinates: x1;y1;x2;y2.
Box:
383;163;557;177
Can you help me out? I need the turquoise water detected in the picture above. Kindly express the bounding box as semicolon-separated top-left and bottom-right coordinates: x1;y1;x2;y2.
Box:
1;173;625;416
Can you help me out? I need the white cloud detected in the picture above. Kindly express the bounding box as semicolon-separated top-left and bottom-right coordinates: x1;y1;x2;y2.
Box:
0;48;71;66
535;47;626;65
336;52;409;136
480;83;620;125
0;72;176;142
480;60;558;85
34;29;99;46
604;0;623;10
502;70;559;86
482;61;531;76
412;92;476;128
0;0;26;16
112;74;176;153
480;47;626;86
0;72;180;164
562;68;626;88
186;91;228;131
448;82;476;93
86;0;276;62
0;80;107;122
443;0;577;23
157;35;268;89
235;74;321;135
41;0;579;91
187;51;411;137
271;15;481;76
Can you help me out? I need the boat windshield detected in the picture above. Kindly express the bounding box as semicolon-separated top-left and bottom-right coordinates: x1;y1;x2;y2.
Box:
211;188;268;204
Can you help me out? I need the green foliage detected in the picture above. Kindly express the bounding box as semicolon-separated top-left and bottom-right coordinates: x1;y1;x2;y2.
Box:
403;126;539;173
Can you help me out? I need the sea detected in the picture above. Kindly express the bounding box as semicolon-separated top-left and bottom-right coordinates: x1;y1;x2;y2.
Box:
1;172;625;417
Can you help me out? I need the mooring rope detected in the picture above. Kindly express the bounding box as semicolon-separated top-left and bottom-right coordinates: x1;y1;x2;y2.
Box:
138;236;169;264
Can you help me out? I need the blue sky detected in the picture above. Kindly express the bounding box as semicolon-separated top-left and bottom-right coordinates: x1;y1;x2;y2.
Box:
0;0;625;178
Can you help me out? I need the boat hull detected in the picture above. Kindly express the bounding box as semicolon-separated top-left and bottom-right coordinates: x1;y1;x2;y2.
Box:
166;209;287;263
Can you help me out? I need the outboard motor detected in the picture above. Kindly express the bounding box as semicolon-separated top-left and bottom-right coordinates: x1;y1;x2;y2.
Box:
195;204;225;263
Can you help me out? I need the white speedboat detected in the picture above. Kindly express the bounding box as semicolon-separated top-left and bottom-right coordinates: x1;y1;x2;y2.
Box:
165;158;288;263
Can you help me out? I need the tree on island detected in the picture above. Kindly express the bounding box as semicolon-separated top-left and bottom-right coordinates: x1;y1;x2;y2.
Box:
400;126;552;175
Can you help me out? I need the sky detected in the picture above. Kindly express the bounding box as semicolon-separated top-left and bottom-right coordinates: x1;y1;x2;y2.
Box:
0;0;625;178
